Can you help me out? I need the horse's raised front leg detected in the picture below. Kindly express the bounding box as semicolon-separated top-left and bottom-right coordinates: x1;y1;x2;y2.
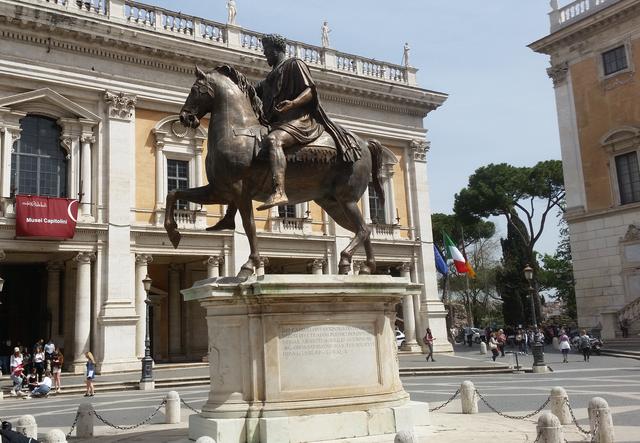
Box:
235;196;261;279
164;184;218;249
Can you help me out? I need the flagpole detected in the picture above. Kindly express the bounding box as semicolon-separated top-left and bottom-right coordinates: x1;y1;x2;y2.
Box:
460;226;473;327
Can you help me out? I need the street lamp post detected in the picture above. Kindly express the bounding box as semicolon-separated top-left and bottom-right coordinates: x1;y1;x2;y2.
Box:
139;275;154;389
524;264;546;372
523;264;537;328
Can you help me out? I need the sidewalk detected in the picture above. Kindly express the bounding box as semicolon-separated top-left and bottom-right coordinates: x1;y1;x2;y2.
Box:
1;344;512;392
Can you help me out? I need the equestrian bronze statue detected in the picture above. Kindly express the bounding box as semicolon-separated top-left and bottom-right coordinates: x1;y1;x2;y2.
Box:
165;34;385;278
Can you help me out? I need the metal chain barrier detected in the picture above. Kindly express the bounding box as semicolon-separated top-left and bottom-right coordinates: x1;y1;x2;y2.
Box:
590;408;600;443
65;410;80;439
180;396;202;414
92;398;167;431
475;389;551;420
532;427;543;443
564;397;592;436
429;388;460;412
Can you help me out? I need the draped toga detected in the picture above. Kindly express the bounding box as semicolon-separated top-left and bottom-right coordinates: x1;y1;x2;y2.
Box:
256;57;361;163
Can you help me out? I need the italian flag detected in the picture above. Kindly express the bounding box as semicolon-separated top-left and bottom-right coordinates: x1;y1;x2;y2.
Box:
444;232;471;274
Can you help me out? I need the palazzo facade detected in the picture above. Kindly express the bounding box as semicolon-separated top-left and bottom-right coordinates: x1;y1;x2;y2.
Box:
0;0;451;373
531;0;640;339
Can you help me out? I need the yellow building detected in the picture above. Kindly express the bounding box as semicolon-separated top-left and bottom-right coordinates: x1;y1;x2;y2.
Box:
530;0;640;340
0;0;451;373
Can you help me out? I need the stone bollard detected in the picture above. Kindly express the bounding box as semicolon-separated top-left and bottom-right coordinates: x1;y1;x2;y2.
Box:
394;430;417;443
479;341;487;355
195;437;217;443
536;411;564;443
165;391;181;424
16;415;37;439
588;397;615;443
552;336;560;350
76;402;94;438
550;387;571;425
460;380;478;414
44;429;68;443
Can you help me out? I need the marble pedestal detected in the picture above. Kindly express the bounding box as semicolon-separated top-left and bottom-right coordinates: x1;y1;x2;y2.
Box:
182;275;430;443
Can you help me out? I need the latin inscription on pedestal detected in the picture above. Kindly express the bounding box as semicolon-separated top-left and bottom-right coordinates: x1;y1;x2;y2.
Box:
278;323;379;391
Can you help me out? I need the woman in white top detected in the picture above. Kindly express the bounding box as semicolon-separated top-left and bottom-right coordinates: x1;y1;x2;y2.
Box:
33;346;45;381
9;347;23;373
489;333;500;362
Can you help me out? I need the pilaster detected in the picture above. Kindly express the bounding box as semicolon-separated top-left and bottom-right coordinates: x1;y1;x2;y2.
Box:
97;90;139;373
408;138;453;353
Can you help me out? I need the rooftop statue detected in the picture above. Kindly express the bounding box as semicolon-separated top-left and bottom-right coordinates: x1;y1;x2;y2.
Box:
321;21;331;48
165;34;384;278
227;0;237;25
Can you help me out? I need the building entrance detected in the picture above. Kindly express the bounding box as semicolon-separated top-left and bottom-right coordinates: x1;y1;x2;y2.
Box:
0;264;48;351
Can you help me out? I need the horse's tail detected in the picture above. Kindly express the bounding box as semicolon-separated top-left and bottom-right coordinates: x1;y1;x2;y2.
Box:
367;139;385;206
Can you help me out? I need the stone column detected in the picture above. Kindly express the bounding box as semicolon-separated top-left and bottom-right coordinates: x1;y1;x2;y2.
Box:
194;145;204;187
399;262;421;352
72;252;95;373
135;254;153;358
361;185;371;224
0;125;22;201
46;262;64;343
80;133;95;220
205;256;222;278
154;137;165;218
169;264;183;359
409;139;452;353
384;166;397;225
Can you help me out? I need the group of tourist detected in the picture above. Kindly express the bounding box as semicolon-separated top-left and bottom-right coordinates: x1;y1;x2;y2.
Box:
8;343;96;398
7;339;64;398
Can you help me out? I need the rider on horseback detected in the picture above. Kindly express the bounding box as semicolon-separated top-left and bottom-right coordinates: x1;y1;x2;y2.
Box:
255;34;361;211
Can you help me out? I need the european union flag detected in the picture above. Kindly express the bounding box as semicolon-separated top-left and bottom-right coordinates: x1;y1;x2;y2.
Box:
433;244;448;275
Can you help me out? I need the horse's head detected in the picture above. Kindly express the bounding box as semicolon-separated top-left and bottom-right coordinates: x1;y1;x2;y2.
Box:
180;65;215;129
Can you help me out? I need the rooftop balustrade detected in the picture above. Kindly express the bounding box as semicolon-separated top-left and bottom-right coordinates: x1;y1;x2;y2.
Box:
549;0;623;32
26;0;416;85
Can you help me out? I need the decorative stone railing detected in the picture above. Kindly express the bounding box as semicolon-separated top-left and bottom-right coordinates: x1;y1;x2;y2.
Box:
268;216;313;235
25;0;415;85
618;296;640;324
369;223;401;241
153;207;206;230
550;0;622;32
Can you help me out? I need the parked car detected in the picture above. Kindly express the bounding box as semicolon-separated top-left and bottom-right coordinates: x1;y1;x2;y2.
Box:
395;329;405;348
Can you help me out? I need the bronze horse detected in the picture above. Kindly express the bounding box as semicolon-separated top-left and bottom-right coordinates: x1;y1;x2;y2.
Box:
165;65;384;278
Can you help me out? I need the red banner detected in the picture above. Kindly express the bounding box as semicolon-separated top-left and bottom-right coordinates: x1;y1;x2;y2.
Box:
15;195;78;239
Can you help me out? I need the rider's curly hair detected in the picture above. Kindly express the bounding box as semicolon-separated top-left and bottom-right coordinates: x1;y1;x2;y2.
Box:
261;34;287;52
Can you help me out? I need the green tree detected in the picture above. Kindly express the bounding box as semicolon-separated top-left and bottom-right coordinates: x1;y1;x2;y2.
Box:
454;161;565;324
538;219;577;319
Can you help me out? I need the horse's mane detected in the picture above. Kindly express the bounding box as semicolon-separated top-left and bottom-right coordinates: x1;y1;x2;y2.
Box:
215;65;267;126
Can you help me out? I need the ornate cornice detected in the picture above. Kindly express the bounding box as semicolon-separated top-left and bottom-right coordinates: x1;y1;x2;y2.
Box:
104;91;137;120
547;61;569;87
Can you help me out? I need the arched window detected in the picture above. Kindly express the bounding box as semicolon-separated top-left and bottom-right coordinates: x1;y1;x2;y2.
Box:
10;115;68;197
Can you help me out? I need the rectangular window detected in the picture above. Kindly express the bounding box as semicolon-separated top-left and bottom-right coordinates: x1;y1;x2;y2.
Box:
278;204;296;218
602;46;628;76
368;183;386;224
615;152;640;204
167;159;189;210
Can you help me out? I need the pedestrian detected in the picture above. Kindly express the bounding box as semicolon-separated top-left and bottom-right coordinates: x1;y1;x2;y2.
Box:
32;346;45;381
497;329;506;357
579;329;591;362
44;338;55;370
489;332;499;362
619;318;630;338
27;370;52;398
51;349;64;393
464;326;473;347
423;328;435;362
9;347;22;374
84;351;96;397
9;364;25;397
26;367;39;392
559;330;571;363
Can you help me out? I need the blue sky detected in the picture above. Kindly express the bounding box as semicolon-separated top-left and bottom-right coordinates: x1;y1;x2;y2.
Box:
153;0;563;254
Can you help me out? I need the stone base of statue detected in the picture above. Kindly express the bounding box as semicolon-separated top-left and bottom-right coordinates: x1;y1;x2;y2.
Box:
182;275;431;443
